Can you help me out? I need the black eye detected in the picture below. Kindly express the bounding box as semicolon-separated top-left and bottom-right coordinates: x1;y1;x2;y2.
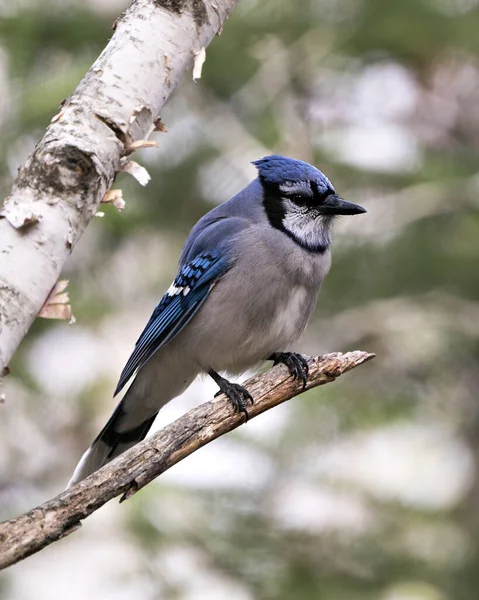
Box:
289;193;311;205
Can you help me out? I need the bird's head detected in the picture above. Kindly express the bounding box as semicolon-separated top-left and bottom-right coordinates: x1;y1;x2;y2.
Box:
253;155;366;252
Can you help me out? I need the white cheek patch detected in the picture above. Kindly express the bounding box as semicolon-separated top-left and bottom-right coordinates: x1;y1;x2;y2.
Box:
282;202;333;251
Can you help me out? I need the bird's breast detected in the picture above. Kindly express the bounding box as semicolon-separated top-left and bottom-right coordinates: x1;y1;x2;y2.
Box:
269;285;309;341
185;227;329;373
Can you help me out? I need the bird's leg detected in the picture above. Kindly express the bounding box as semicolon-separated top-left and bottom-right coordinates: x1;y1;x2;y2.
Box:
208;369;254;421
269;352;309;389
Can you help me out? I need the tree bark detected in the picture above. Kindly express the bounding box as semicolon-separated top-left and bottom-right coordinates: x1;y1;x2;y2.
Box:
0;0;238;375
0;351;374;570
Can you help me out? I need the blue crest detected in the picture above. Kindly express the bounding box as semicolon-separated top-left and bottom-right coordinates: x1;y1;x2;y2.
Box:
252;155;334;195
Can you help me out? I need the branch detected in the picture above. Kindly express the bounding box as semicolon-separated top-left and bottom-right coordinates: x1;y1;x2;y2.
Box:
0;0;238;375
0;351;374;570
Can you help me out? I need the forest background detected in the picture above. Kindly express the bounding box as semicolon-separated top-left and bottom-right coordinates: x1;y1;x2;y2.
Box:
2;0;479;598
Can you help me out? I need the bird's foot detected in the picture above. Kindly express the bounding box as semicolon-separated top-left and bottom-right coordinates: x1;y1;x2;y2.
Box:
269;352;309;389
209;370;254;421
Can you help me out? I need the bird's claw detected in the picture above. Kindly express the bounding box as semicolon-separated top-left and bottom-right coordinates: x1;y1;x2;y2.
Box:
270;352;309;389
214;380;254;421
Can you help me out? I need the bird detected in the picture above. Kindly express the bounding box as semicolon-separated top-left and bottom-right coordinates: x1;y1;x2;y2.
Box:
67;155;366;487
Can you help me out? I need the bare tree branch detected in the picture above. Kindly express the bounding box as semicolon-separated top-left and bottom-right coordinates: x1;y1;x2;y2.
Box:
0;351;374;570
0;0;238;375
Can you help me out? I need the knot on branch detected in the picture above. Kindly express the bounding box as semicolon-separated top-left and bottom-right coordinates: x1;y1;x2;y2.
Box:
154;0;209;27
14;145;98;203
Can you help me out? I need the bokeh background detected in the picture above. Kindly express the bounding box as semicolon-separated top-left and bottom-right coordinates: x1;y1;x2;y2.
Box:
2;0;479;598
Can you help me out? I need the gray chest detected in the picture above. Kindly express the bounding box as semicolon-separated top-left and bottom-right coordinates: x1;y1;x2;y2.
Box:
233;227;331;352
266;284;312;346
189;225;332;372
246;223;332;289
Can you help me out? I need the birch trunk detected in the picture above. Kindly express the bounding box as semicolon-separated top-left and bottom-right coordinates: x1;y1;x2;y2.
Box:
0;0;237;375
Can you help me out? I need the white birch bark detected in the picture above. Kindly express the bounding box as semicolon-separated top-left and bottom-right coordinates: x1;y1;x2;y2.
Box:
0;0;238;375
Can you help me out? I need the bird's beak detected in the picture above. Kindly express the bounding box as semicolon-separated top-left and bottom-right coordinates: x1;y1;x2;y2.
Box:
322;194;366;216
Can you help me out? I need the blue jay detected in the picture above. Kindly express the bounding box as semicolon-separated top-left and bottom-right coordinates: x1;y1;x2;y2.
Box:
68;155;366;487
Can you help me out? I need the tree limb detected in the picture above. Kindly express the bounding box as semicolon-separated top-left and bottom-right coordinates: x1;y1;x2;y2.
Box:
0;0;238;375
0;350;374;570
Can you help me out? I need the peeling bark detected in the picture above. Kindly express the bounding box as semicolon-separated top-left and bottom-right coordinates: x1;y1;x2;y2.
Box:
0;0;237;374
0;351;375;570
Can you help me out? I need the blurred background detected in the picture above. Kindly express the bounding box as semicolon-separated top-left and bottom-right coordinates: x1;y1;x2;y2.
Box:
1;0;479;598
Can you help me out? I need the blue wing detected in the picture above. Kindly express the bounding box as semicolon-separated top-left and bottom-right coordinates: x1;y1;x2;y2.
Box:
114;251;230;396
